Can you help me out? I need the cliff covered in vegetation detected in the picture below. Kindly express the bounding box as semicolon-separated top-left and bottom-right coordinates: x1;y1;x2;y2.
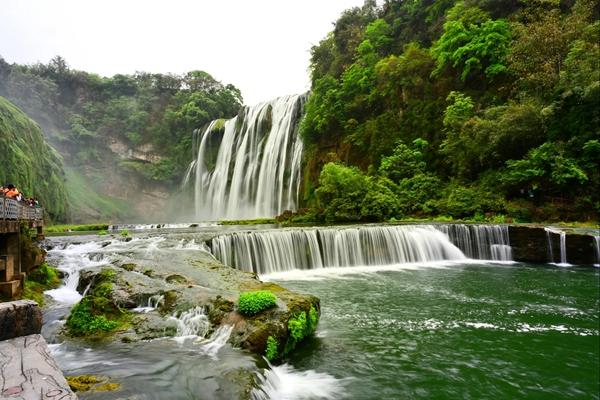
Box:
300;0;599;223
0;96;68;221
0;58;242;222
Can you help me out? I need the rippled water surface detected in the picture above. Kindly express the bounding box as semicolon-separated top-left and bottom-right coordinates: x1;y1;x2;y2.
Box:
274;264;600;399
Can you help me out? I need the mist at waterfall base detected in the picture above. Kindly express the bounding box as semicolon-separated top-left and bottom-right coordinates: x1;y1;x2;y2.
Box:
40;225;599;399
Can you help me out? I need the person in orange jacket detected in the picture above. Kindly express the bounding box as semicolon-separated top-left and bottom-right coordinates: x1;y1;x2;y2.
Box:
5;184;20;199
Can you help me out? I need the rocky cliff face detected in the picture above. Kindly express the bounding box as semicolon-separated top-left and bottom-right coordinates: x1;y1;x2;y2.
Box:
509;225;598;265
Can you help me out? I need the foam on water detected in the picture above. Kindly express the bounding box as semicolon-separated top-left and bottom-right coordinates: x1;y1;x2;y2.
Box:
169;307;210;343
44;241;110;304
200;325;233;359
261;260;481;281
252;362;347;400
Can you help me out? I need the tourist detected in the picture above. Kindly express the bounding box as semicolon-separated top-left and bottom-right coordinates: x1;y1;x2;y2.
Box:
5;184;20;199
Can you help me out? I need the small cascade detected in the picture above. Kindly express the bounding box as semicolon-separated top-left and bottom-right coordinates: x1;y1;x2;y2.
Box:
133;294;165;313
45;242;109;304
594;236;600;267
251;363;345;400
170;307;210;341
200;325;233;359
210;225;467;274
544;227;570;266
185;94;307;220
559;231;568;265
437;224;512;261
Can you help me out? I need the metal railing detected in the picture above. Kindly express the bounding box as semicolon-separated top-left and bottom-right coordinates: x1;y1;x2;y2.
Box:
0;196;44;221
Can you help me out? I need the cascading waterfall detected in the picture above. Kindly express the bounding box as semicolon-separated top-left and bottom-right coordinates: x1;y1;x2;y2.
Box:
169;306;210;340
437;224;512;261
200;325;234;359
133;294;165;313
45;242;109;304
210;224;515;274
210;224;519;274
559;231;567;265
594;236;600;267
185;94;306;220
545;227;570;266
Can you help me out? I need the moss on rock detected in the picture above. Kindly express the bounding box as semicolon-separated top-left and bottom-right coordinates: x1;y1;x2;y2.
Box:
22;262;60;306
65;267;131;338
66;375;120;392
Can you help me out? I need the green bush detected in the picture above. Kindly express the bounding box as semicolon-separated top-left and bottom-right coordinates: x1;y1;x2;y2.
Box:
27;263;60;286
396;173;443;215
66;298;119;334
23;263;61;306
435;184;506;219
237;291;277;316
284;306;320;356
288;311;308;341
265;336;279;361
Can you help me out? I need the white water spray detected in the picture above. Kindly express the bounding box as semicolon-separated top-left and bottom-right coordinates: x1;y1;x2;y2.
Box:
133;294;165;313
200;325;234;359
45;242;109;304
252;363;346;400
169;307;210;342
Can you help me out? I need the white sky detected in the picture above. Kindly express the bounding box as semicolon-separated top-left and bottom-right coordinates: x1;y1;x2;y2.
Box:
0;0;365;106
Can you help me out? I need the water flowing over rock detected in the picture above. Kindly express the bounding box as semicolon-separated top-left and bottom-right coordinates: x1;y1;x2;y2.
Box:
185;94;307;220
594;236;600;267
438;224;512;261
209;224;515;274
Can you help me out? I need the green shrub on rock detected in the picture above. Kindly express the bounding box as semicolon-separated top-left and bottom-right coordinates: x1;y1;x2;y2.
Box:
237;290;277;316
265;336;279;361
66;298;119;334
284;306;320;355
65;267;130;336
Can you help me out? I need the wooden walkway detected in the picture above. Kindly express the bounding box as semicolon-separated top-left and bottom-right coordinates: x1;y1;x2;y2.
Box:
1;197;44;298
0;197;43;234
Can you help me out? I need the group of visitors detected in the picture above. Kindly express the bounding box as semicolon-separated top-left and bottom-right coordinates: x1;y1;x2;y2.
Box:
1;183;40;207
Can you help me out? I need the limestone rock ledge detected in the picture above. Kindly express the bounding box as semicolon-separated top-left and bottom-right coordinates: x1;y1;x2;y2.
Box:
65;258;319;361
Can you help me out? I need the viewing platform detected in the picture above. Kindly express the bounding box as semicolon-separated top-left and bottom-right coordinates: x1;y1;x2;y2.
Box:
1;197;44;298
0;197;44;234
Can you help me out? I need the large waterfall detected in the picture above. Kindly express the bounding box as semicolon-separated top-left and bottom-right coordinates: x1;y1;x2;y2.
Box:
185;94;306;220
209;224;513;275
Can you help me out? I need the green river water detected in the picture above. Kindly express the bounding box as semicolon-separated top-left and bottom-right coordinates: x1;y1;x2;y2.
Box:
272;263;599;399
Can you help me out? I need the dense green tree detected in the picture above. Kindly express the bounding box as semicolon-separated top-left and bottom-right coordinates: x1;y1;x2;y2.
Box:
301;0;598;222
431;2;511;81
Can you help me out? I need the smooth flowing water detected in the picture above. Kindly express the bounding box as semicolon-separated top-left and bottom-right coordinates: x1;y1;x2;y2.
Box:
269;263;599;399
210;224;513;274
